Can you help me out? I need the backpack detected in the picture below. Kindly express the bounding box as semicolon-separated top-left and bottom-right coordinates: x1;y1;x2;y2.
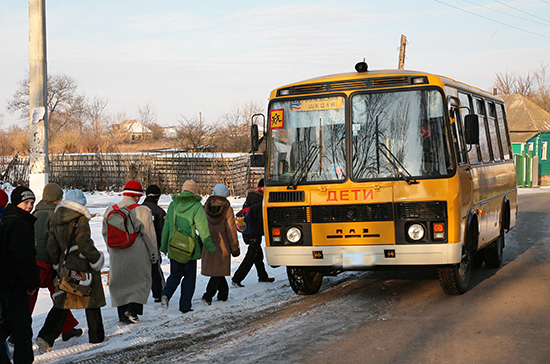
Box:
168;211;195;264
106;204;140;249
235;206;255;235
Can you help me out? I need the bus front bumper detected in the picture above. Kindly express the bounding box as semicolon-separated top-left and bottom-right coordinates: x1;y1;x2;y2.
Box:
265;243;464;268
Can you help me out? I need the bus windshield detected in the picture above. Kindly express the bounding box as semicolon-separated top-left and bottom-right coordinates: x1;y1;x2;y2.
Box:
352;89;454;180
268;97;346;185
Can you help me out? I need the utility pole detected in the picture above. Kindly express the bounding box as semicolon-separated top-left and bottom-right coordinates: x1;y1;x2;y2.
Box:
28;0;48;201
398;34;407;70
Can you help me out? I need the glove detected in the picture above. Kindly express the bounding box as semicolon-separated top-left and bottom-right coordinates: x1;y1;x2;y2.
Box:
231;248;241;257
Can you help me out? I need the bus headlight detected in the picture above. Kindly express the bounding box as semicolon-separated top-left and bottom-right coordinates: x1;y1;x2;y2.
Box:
286;227;302;244
407;223;425;241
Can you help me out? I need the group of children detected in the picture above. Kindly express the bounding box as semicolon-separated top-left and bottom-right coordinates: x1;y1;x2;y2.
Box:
0;178;273;362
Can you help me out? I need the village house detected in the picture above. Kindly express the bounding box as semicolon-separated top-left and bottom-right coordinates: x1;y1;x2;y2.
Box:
503;94;550;186
112;119;153;141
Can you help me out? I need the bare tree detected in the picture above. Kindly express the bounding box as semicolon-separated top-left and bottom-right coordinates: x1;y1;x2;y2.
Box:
6;73;87;135
86;96;110;136
495;63;550;113
213;100;265;152
494;71;533;96
177;113;213;150
137;102;158;128
532;63;550;113
147;122;166;140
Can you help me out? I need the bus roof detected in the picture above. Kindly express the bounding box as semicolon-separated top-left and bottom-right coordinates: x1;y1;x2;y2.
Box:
270;68;500;102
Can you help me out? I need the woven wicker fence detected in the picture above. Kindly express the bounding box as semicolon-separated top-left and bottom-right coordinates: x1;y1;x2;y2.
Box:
0;152;264;197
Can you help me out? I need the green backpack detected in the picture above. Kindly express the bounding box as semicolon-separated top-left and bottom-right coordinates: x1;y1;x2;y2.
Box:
168;211;196;264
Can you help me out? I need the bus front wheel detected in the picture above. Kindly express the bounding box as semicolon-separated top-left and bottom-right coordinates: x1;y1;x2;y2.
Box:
287;267;323;295
437;244;473;295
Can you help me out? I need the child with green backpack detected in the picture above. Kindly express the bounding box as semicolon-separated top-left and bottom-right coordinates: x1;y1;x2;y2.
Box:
159;180;216;313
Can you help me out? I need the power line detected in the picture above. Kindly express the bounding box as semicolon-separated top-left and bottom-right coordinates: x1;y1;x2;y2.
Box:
434;0;550;39
492;0;550;25
461;0;550;26
538;0;550;5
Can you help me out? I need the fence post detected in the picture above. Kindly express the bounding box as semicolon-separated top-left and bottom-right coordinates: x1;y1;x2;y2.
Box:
527;150;533;188
515;153;524;188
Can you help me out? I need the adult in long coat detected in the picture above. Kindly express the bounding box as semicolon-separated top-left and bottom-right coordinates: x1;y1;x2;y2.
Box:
102;180;157;324
201;184;240;304
37;189;106;352
31;183;80;341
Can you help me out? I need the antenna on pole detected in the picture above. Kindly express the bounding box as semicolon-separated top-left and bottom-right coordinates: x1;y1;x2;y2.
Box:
398;34;407;70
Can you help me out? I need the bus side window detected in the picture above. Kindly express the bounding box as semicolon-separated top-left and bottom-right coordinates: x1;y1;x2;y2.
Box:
496;104;512;160
487;101;503;161
458;92;480;164
474;97;492;163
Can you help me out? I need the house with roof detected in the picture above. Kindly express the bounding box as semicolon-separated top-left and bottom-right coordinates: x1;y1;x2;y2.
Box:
112;120;153;141
503;94;550;185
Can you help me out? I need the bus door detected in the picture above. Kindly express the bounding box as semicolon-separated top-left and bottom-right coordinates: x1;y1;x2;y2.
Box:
450;102;473;241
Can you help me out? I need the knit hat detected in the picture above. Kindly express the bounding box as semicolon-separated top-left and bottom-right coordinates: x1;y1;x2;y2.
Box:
122;180;144;197
11;186;36;206
42;183;63;202
212;183;229;197
0;189;8;208
182;180;198;195
145;184;161;198
64;189;87;207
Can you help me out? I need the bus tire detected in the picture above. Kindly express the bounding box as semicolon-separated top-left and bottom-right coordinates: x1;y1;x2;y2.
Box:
437;244;473;295
473;252;484;268
484;228;504;268
287;267;323;295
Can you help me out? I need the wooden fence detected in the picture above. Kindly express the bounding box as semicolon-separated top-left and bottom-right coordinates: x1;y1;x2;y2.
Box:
0;152;264;196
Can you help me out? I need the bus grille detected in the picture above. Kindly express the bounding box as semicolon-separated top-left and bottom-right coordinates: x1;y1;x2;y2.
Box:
311;203;393;223
268;191;305;203
267;207;308;224
395;201;447;219
370;77;410;87
329;80;369;90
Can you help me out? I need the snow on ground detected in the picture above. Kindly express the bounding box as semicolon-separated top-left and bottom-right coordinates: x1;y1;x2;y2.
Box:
10;186;549;362
29;191;295;364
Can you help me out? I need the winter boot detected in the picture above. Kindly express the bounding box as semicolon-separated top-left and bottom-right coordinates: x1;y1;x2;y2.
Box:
160;295;169;309
36;337;51;354
62;328;83;341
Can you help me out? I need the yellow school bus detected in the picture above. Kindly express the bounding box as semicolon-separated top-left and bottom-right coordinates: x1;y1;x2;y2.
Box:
250;61;517;295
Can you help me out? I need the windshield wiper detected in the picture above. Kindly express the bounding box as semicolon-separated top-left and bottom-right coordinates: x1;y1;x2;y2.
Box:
377;141;419;185
287;144;319;190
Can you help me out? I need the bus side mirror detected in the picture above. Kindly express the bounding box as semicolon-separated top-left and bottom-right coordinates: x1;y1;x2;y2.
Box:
464;114;479;145
250;153;265;167
251;124;259;152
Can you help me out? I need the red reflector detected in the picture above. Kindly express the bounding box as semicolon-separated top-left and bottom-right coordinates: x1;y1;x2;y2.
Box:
433;223;444;233
272;228;281;236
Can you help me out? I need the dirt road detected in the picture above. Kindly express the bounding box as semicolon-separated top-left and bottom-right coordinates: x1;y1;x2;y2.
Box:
190;190;550;364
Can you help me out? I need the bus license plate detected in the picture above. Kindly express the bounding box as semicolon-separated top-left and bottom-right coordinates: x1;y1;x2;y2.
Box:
312;251;324;259
343;252;374;268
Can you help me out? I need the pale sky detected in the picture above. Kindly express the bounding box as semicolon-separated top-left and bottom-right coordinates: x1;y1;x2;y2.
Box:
1;0;549;129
